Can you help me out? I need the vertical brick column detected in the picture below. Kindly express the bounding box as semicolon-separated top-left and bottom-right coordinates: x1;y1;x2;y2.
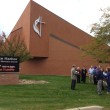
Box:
0;73;19;85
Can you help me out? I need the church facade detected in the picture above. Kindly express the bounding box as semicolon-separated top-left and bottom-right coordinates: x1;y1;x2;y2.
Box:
9;0;98;75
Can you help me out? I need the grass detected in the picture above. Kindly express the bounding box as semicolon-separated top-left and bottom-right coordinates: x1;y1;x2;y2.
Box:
0;75;110;110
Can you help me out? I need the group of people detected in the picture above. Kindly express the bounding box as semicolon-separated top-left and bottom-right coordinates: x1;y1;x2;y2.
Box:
71;65;87;90
88;65;110;95
71;64;110;95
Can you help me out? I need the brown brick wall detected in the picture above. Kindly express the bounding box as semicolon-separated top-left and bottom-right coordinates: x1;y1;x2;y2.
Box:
20;36;98;75
0;73;19;85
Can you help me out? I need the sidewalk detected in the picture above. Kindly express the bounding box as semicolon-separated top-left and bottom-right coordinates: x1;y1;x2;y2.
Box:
65;106;104;110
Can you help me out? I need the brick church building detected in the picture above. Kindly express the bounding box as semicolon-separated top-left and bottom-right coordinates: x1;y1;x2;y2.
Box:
9;0;98;75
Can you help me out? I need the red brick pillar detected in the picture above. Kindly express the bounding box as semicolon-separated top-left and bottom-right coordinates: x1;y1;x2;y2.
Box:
0;73;19;85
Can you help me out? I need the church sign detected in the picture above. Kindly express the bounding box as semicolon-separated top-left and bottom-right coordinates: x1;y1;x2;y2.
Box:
0;56;19;72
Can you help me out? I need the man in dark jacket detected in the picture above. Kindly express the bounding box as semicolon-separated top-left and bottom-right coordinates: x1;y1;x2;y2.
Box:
81;66;87;83
106;67;110;94
96;66;104;95
93;66;97;85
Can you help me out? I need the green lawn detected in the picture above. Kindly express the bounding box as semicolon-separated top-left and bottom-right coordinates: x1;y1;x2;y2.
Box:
0;75;109;110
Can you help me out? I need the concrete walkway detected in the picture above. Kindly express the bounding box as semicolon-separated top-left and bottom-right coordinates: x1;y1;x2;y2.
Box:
65;106;104;110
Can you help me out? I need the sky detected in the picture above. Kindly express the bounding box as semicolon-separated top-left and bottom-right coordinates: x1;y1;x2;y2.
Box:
0;0;110;36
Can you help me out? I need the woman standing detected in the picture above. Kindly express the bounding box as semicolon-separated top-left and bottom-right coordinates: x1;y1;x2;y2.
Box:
76;67;81;83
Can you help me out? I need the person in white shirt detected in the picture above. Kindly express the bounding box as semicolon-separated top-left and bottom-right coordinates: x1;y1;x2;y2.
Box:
88;65;94;83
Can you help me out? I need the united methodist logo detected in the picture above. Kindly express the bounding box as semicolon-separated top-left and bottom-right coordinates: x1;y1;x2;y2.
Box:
33;16;45;37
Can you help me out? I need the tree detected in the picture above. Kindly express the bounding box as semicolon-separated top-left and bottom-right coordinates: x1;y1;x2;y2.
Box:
82;7;110;63
91;7;110;43
0;32;32;63
0;31;5;45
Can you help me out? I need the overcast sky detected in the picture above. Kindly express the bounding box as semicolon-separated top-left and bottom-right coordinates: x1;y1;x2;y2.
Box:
0;0;110;36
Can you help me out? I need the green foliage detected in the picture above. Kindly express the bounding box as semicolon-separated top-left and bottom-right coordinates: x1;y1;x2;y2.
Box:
91;7;110;42
82;7;110;63
0;75;109;110
0;34;32;63
82;38;110;63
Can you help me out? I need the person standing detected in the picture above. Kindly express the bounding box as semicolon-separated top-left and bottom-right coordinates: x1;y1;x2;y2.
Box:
93;66;97;85
76;67;81;83
88;65;94;83
81;66;87;83
106;67;110;94
71;64;77;90
96;66;104;95
103;68;108;90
